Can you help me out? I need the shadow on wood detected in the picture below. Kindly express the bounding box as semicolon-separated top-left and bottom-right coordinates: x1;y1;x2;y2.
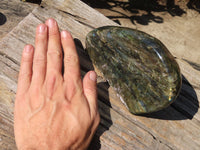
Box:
20;0;41;4
183;59;200;72
74;39;113;149
0;12;6;25
141;75;199;120
187;0;200;13
82;0;186;25
89;82;112;150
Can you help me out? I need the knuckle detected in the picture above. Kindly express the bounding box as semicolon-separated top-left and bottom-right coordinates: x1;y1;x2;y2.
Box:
49;29;59;37
96;113;101;125
21;54;32;63
93;112;100;128
36;34;45;41
47;50;61;58
64;55;78;65
33;56;46;65
35;35;46;43
96;112;100;121
90;108;100;122
85;87;96;96
19;72;32;79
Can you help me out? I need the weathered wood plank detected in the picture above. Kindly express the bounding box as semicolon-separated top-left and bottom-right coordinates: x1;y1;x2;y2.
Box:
41;0;117;31
0;74;17;149
0;0;199;149
0;0;38;39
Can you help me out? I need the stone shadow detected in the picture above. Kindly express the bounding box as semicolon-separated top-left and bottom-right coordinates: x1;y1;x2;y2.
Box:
0;12;7;25
82;0;186;25
74;39;113;149
141;75;199;120
88;82;112;150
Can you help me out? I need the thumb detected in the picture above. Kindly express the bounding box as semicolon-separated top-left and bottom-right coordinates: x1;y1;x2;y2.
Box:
83;71;98;118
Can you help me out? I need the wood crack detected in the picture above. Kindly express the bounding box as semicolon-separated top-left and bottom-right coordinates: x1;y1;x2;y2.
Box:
0;51;20;70
31;10;43;22
58;10;95;29
183;59;200;71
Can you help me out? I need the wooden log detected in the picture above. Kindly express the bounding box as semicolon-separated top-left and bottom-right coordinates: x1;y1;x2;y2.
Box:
0;0;199;149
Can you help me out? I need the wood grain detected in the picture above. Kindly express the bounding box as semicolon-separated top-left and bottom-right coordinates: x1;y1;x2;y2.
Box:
0;0;199;149
0;0;38;39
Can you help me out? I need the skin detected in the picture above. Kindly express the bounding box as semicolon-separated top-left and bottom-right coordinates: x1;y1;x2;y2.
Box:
14;18;100;150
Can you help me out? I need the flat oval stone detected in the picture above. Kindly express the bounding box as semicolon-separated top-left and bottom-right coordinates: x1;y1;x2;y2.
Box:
86;26;182;114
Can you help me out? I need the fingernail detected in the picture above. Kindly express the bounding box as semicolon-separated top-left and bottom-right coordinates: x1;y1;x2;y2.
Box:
38;24;46;33
24;45;33;53
61;31;71;38
89;71;97;81
47;18;56;28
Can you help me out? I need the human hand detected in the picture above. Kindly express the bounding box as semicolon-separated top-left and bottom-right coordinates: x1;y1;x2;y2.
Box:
14;18;100;150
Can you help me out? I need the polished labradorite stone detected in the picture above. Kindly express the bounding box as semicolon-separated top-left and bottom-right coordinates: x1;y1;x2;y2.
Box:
86;26;182;114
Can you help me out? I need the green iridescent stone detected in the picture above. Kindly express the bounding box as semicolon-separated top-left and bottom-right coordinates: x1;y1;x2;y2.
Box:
86;26;182;114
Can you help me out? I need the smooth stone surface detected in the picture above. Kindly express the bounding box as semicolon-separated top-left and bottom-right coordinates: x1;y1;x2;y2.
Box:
86;26;182;114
